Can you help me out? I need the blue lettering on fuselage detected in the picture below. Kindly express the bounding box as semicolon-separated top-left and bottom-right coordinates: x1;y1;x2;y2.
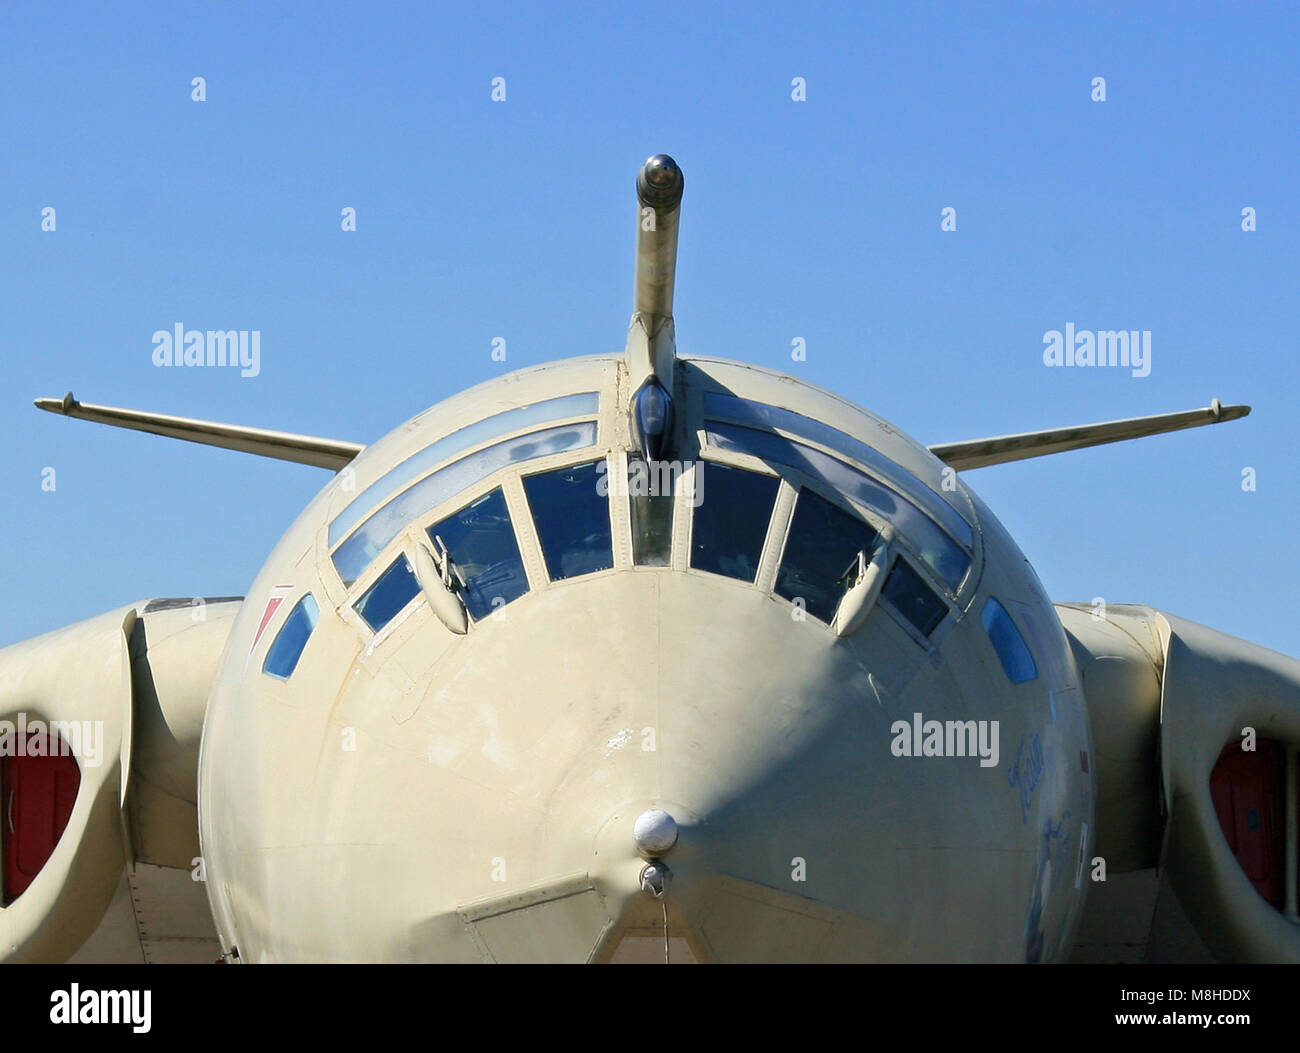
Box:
1008;733;1044;823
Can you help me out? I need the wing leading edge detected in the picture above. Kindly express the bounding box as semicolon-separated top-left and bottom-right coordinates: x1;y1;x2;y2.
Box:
34;392;363;471
930;399;1250;471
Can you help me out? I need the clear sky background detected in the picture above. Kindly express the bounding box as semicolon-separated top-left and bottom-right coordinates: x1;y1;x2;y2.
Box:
1;2;1296;655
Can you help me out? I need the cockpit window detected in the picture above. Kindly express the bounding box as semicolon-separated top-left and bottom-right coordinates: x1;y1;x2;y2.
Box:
263;594;319;680
704;421;970;591
981;597;1038;684
353;555;421;632
330;392;599;547
523;460;614;581
776;489;879;623
690;463;779;583
881;558;947;637
332;422;597;586
428;488;528;620
628;457;674;567
704;392;974;546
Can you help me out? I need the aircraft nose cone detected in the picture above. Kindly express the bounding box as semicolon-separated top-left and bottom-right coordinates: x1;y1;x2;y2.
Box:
633;809;678;857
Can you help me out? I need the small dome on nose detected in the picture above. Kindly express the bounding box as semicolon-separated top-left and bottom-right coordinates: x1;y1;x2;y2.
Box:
633;809;678;857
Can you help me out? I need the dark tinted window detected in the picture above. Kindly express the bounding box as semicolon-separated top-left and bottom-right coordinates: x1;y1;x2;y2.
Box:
523;460;614;581
330;421;598;587
981;597;1038;684
629;457;673;567
690;463;779;583
703;393;975;546
703;421;970;590
776;490;879;622
263;594;319;680
428;488;529;621
882;558;947;637
354;555;421;632
329;393;599;548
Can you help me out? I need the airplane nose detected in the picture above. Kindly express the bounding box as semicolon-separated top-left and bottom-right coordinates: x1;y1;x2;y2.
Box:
480;576;937;961
381;570;1028;962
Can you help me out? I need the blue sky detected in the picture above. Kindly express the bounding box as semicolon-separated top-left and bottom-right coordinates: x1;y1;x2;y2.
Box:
1;1;1296;655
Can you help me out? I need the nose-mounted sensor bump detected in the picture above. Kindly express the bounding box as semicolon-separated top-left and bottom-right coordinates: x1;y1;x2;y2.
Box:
634;808;678;857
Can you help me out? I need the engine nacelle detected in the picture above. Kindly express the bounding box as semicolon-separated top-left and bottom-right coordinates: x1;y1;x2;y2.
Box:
0;599;238;962
1159;612;1300;962
1059;603;1300;962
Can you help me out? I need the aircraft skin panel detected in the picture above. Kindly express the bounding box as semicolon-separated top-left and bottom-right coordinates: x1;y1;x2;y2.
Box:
1068;867;1215;963
65;863;221;964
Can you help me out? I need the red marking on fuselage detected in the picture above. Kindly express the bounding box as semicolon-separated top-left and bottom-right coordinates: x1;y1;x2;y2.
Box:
250;585;296;653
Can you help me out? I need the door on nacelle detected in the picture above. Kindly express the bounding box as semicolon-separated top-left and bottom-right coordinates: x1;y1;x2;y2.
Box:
1210;739;1284;909
1;733;81;904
